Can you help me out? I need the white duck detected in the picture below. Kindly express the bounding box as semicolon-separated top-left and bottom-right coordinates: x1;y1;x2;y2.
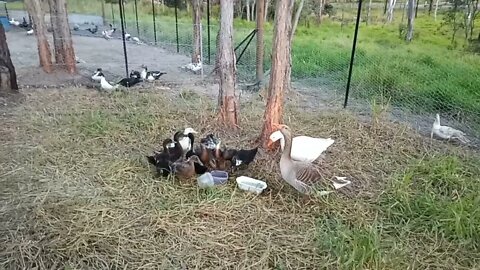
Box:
270;124;351;195
182;55;202;73
431;113;469;144
26;29;34;35
9;18;20;26
269;130;334;163
98;74;119;91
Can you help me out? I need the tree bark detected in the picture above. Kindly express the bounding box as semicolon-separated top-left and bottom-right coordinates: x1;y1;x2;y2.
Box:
218;0;238;128
192;0;202;64
48;0;77;74
256;0;265;82
246;0;251;21
265;0;270;21
25;0;53;73
251;0;256;21
428;0;433;14
259;0;294;149
386;0;397;23
434;0;439;21
406;0;415;41
367;0;373;25
0;24;18;93
291;0;305;38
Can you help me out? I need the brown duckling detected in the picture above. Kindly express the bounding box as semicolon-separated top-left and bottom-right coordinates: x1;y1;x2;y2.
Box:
170;155;205;179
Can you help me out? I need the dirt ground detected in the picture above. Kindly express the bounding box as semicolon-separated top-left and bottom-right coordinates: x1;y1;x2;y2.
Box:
6;25;221;96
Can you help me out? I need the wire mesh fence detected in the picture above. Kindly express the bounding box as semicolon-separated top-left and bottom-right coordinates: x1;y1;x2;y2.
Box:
4;0;480;143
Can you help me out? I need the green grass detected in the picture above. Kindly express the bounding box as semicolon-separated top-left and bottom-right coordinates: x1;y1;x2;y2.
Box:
6;0;480;130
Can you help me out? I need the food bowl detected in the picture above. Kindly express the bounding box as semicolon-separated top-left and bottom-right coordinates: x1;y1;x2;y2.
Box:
197;172;214;188
210;170;229;185
235;176;267;195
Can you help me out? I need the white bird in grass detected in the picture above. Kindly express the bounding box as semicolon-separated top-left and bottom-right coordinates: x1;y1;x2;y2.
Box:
182;55;202;73
98;74;119;91
26;29;34;35
431;113;470;144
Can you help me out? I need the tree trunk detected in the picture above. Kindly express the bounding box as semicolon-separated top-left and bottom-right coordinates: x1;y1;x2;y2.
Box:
434;0;439;20
101;0;106;25
218;0;238;128
192;0;202;64
265;0;270;20
259;0;294;149
317;0;324;25
0;24;18;93
256;0;265;83
428;0;433;14
367;0;373;25
25;0;53;73
292;0;305;38
48;0;76;74
251;0;256;21
386;0;397;22
246;0;251;21
414;0;419;17
406;0;415;41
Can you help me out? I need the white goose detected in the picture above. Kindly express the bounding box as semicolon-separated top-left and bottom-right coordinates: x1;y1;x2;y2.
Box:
269;130;334;163
431;113;469;144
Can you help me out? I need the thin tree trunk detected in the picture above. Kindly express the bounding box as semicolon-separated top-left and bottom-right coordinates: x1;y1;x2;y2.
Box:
260;0;294;149
414;0;419;17
367;0;373;25
434;0;439;20
292;0;305;38
386;0;397;22
256;0;265;82
317;0;324;24
251;0;256;21
0;24;18;92
48;0;76;74
101;0;106;25
265;0;270;20
428;0;433;14
25;0;53;73
406;0;415;41
246;0;251;20
218;0;238;128
192;0;202;64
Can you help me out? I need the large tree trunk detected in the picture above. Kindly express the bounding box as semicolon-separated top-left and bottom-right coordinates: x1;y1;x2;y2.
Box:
291;0;305;38
256;0;265;82
25;0;53;73
0;24;18;93
406;0;415;41
259;0;294;149
192;0;202;64
218;0;238;128
386;0;397;23
48;0;76;74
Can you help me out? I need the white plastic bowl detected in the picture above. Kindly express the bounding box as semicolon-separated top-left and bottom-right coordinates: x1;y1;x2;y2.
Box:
236;176;267;195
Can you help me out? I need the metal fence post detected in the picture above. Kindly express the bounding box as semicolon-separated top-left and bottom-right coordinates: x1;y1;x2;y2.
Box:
119;0;129;78
152;0;157;45
175;0;179;53
344;0;363;108
207;0;211;64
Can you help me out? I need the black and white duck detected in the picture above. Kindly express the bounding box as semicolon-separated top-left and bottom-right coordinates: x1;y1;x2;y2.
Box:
140;65;167;82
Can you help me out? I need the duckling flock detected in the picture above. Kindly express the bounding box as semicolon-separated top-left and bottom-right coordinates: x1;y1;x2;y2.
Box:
146;128;258;180
90;65;166;91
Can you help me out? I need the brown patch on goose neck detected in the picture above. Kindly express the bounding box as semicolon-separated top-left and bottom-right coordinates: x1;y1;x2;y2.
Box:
278;126;293;159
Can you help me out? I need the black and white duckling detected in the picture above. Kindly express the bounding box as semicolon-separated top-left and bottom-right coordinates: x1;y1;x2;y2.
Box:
87;25;98;34
117;76;141;88
91;68;104;81
26;28;34;35
140;65;167;82
170;155;205;179
147;139;176;177
174;128;198;154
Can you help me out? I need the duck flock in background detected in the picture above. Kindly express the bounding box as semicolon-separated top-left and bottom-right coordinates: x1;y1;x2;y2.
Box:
90;65;167;91
9;17;34;35
147;128;258;179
